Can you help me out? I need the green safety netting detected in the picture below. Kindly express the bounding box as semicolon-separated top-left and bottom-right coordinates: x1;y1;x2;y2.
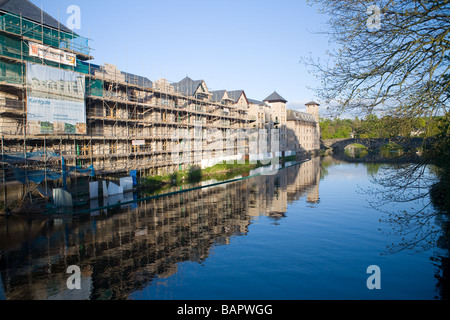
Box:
86;78;104;97
0;33;90;75
0;60;24;84
0;12;91;56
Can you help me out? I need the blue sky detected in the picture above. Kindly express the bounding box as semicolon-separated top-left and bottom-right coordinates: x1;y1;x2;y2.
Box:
32;0;332;113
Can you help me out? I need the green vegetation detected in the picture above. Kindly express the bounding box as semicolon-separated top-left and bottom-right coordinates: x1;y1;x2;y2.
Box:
202;161;258;176
320;115;443;140
343;143;369;158
320;117;355;139
143;161;263;192
425;115;450;214
379;143;404;159
143;156;302;193
380;142;403;150
344;146;368;159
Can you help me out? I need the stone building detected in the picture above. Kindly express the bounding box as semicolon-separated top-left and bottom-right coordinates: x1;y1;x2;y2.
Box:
286;101;321;156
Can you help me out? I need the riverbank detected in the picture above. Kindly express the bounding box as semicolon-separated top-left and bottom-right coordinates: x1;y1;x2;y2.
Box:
143;155;298;193
0;155;301;217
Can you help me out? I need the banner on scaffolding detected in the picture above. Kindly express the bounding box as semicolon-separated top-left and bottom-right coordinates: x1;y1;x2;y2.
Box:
132;140;145;146
26;62;87;135
29;42;77;67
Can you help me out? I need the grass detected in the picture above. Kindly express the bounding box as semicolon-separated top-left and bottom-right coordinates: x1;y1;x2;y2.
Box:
143;161;258;191
142;156;301;193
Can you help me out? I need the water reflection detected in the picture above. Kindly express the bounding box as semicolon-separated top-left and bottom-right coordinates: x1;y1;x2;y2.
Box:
343;145;405;159
344;145;368;159
379;144;404;158
340;144;408;161
323;155;450;300
0;158;322;300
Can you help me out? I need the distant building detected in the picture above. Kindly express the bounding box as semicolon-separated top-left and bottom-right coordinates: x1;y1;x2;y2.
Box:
263;92;288;156
286;106;321;155
286;101;321;155
411;129;426;137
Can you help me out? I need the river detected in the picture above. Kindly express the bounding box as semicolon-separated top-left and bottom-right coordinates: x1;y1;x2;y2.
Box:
0;156;448;300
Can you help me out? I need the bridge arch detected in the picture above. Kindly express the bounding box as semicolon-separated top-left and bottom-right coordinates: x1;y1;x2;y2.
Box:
330;138;378;152
324;137;429;154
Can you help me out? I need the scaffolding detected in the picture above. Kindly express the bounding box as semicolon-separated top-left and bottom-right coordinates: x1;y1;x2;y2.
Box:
84;63;252;177
0;11;91;208
0;11;255;208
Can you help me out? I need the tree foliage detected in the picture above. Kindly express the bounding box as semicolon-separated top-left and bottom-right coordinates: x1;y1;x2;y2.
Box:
320;117;354;139
320;115;441;139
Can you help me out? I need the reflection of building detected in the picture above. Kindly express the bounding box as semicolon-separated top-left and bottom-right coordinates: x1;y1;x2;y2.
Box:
248;174;288;219
286;156;321;204
0;160;321;300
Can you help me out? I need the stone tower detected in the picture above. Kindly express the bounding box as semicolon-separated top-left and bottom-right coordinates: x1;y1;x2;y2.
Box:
306;101;321;147
264;91;288;155
305;101;320;123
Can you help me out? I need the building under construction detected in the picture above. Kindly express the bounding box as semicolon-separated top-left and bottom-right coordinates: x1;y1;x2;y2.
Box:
0;0;321;210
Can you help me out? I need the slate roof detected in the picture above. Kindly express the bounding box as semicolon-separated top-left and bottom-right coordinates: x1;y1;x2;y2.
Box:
88;63;153;88
0;0;74;34
173;76;205;96
227;90;246;103
248;98;268;106
123;72;153;88
286;109;316;123
211;90;227;102
264;91;287;103
305;101;320;106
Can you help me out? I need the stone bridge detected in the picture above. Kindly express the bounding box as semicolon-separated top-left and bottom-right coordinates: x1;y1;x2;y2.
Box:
322;137;431;153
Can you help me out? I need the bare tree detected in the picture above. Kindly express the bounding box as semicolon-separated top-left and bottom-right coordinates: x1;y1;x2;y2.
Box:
304;0;450;119
306;1;450;257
